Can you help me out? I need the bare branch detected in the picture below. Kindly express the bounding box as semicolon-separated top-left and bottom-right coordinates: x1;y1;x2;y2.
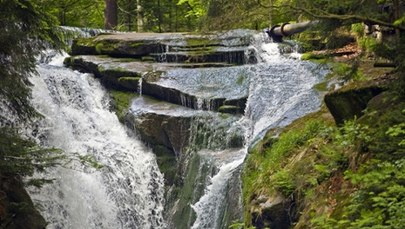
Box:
283;4;405;31
256;2;405;31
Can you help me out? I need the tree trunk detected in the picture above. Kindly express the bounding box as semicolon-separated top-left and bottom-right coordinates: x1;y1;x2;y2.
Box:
269;0;272;27
393;0;401;38
104;0;118;30
137;0;143;32
157;0;162;32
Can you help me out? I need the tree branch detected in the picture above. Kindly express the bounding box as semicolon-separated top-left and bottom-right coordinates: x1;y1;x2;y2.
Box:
257;2;405;31
284;4;405;31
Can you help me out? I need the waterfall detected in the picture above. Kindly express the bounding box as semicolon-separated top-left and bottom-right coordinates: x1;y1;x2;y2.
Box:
9;28;328;229
189;34;326;228
27;53;166;228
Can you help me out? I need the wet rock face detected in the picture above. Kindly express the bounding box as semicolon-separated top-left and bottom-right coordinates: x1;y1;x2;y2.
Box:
125;111;192;187
125;112;192;157
324;83;385;124
123;96;245;228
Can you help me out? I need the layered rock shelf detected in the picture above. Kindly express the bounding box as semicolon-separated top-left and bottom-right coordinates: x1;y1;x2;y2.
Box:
70;31;257;65
65;30;257;114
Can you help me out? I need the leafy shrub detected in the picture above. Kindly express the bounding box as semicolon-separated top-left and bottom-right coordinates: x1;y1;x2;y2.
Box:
272;169;295;196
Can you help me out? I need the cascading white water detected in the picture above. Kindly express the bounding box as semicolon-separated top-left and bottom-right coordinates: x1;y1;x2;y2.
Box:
13;29;328;229
27;53;166;228
190;34;327;228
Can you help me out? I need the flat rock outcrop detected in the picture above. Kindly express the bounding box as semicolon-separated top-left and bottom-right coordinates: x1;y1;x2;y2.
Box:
70;31;257;65
65;55;249;114
324;80;387;124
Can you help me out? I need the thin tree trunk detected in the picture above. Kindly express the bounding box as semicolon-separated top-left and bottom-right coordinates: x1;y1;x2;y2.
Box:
269;0;272;27
157;0;162;32
105;0;118;30
393;0;401;38
137;0;143;32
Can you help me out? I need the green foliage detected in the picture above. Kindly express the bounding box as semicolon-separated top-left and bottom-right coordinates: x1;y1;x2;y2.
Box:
325;159;405;229
36;0;105;27
0;0;63;120
358;37;378;54
243;93;405;228
351;23;364;37
334;120;371;148
177;0;207;18
328;62;366;82
76;154;104;170
0;128;64;177
272;169;295;196
386;123;405;147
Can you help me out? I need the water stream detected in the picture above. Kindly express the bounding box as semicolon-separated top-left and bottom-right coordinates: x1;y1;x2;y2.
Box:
27;54;165;228
188;35;326;228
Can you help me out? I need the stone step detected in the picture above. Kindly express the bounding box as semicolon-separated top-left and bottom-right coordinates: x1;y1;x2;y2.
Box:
64;55;248;114
149;48;255;65
70;31;258;65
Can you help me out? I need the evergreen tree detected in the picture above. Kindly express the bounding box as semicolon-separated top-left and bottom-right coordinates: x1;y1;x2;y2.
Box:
0;0;63;121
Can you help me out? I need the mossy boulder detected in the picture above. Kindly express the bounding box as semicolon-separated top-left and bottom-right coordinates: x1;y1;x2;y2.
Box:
324;82;385;124
0;174;47;229
249;194;295;229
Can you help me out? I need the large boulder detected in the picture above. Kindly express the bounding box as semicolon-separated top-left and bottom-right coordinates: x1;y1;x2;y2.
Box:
324;81;386;124
249;194;295;229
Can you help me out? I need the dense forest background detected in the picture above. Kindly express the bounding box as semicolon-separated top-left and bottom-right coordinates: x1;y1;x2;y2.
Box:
32;0;405;32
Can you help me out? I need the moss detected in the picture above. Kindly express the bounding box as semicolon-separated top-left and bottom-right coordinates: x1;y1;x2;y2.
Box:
153;145;177;186
236;73;245;85
301;53;327;60
109;90;137;121
169;152;211;229
117;76;141;91
129;41;146;48
75;37;96;47
186;37;219;47
63;56;73;66
314;81;328;92
141;56;156;62
70;37;97;55
94;40;120;54
144;71;163;82
218;105;240;114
